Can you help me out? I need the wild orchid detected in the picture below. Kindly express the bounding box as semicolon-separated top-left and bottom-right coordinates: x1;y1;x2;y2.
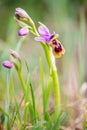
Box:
35;24;65;58
14;7;65;119
1;8;65;129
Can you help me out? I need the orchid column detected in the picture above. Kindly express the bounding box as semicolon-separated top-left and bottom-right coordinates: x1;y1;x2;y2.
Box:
15;8;65;118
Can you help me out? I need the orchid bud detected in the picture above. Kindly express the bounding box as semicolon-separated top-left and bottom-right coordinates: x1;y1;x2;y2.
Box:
18;26;29;36
15;8;29;20
2;60;14;69
15;8;34;25
9;49;21;61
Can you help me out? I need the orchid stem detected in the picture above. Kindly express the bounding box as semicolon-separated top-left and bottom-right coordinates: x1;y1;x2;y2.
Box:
52;67;60;117
42;44;60;118
31;23;60;118
18;70;26;92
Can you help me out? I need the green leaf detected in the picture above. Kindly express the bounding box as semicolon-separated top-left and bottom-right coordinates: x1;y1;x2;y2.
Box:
23;77;30;125
0;108;9;118
52;111;67;130
23;60;31;125
45;76;53;110
44;112;52;130
31;120;47;130
25;61;37;124
83;115;87;130
10;87;24;128
30;82;37;124
11;91;23;129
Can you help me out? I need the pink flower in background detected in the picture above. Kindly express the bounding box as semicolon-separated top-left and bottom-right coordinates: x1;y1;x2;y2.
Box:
2;60;14;69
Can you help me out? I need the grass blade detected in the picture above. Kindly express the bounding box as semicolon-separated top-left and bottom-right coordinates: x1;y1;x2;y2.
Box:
25;61;37;124
52;112;67;130
45;76;53;110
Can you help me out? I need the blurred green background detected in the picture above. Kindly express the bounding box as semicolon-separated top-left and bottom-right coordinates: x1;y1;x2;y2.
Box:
0;0;87;123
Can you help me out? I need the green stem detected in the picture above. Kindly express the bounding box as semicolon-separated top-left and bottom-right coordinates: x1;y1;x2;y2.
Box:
31;24;60;118
42;44;60;118
52;68;60;117
40;57;46;118
5;70;11;129
18;70;26;92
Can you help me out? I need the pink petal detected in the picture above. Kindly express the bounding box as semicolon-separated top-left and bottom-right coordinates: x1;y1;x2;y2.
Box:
35;36;47;42
18;26;29;36
38;25;50;36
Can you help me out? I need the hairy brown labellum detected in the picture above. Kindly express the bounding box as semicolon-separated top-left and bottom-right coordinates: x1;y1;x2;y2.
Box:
50;39;65;58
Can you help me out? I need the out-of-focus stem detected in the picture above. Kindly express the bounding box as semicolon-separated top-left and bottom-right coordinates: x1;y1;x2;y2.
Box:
5;70;11;129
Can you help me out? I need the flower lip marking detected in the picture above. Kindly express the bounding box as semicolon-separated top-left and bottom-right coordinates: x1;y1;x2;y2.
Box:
51;39;65;58
54;42;63;53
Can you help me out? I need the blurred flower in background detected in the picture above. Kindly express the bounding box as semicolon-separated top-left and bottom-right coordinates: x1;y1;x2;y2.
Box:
2;60;14;69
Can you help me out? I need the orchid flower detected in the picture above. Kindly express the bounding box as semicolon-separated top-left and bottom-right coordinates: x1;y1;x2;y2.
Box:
35;24;65;58
15;7;65;118
35;24;57;43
